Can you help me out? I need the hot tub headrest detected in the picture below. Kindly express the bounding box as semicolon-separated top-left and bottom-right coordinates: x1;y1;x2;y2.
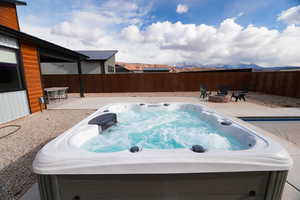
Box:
130;146;140;153
88;113;117;131
191;145;206;153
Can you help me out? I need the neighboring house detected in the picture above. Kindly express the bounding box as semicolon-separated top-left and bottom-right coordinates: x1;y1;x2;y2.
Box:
116;62;174;73
0;0;88;123
115;64;132;73
41;50;118;75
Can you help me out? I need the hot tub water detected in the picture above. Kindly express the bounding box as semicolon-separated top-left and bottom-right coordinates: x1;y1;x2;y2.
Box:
81;105;244;152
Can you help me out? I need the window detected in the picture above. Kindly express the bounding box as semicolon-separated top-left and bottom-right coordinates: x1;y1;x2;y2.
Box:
0;47;23;92
107;65;115;73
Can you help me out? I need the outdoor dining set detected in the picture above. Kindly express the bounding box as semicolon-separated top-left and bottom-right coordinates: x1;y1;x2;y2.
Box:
200;85;248;103
44;87;69;103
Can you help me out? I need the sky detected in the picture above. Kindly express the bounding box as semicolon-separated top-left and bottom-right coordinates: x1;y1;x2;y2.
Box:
17;0;300;67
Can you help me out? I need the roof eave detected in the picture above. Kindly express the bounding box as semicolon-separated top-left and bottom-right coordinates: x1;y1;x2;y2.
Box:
1;0;27;6
14;0;26;5
77;50;118;61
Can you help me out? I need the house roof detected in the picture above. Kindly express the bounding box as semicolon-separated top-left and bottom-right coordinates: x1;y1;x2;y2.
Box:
0;0;27;5
0;24;88;60
77;50;118;61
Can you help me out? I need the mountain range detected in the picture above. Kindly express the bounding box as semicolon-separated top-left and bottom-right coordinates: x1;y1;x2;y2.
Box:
175;63;300;71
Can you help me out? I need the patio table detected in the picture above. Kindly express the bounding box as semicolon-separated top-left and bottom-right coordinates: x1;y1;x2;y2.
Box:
44;87;69;103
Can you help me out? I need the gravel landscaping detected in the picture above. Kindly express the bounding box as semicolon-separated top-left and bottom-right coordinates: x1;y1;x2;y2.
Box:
0;109;95;200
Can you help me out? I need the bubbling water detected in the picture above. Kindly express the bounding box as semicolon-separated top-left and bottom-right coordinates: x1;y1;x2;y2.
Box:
81;106;242;153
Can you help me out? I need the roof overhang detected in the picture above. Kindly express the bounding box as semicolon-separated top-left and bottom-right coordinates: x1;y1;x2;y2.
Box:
0;24;88;61
77;50;118;61
0;0;27;6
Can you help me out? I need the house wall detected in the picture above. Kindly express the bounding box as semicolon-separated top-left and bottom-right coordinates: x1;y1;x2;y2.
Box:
82;61;102;74
104;55;116;73
0;90;30;123
20;42;44;113
0;34;30;123
41;63;78;74
0;2;20;30
41;61;104;74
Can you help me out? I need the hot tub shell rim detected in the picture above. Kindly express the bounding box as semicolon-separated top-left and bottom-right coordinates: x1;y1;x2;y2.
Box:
33;102;293;175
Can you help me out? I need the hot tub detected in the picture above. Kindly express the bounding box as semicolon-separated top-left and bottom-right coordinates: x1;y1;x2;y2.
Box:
33;103;292;200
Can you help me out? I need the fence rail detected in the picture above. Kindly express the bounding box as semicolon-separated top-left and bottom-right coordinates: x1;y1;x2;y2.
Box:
42;71;300;98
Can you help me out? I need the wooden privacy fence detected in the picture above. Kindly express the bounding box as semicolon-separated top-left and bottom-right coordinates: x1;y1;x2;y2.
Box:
42;71;300;98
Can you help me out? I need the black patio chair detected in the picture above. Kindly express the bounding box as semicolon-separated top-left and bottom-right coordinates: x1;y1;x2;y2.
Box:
217;86;229;96
200;85;210;99
231;90;247;102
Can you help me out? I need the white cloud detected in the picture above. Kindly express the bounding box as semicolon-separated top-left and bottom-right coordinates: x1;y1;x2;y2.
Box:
278;5;300;25
176;4;189;14
121;18;300;66
121;25;144;42
237;12;244;17
20;3;300;66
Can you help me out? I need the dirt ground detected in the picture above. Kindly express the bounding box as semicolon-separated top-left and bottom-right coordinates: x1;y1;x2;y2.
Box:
0;109;95;200
246;92;300;107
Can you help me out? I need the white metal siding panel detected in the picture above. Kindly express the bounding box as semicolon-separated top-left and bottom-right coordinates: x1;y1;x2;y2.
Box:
0;34;19;49
0;90;30;123
0;47;17;63
104;55;116;74
41;62;102;75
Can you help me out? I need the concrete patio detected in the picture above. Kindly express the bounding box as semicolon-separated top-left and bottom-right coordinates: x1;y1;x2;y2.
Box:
20;93;300;200
48;94;300;117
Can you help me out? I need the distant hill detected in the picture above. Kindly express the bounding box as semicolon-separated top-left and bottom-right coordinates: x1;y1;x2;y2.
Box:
175;63;300;72
116;62;175;72
117;62;300;72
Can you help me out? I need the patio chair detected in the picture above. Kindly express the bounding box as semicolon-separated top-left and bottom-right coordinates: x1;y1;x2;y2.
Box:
217;86;229;96
231;90;247;102
46;90;58;103
200;85;210;99
57;89;66;100
44;91;49;104
64;87;69;99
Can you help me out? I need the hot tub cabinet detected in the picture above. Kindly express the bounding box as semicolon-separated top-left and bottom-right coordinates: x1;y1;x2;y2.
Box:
38;171;287;200
33;103;292;200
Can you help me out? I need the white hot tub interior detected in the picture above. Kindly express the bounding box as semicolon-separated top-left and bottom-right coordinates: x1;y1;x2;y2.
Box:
76;103;261;153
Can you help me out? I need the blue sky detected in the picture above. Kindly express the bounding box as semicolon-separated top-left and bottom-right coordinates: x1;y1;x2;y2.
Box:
17;0;300;66
19;0;299;29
